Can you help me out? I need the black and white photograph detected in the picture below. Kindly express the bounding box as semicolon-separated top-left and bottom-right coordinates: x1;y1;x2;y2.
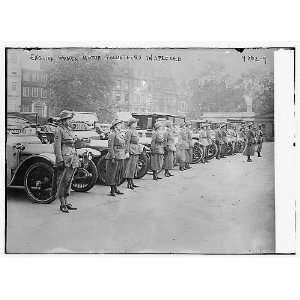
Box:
4;47;294;254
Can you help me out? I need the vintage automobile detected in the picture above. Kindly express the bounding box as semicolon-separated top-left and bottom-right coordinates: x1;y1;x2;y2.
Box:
7;125;99;204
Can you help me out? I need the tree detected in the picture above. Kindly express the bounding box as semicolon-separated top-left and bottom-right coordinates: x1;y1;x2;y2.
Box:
47;53;115;122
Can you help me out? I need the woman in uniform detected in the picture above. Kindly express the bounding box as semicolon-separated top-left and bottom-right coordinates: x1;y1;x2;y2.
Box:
177;122;188;171
185;121;193;169
163;120;176;177
199;124;209;163
243;122;256;162
151;122;165;180
124;117;140;189
54;110;80;213
105;119;126;196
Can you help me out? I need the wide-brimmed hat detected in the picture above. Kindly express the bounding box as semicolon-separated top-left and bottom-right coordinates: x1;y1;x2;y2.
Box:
111;119;123;129
154;122;162;130
220;123;226;128
128;117;138;126
59;110;74;120
165;120;172;128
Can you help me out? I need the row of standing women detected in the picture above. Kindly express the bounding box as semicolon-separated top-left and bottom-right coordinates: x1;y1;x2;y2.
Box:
53;111;264;213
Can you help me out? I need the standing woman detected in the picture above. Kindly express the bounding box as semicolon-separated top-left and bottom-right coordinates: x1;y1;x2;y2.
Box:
124;117;140;189
163;120;176;177
256;124;264;157
105;119;126;196
177;122;188;171
54;110;80;213
243;122;256;162
151;122;165;180
185;121;193;169
199;124;209;163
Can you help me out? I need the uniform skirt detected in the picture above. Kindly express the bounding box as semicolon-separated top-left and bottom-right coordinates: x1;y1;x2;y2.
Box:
124;154;139;178
243;143;255;156
164;151;175;170
185;149;193;163
176;148;186;163
151;153;164;171
105;159;125;186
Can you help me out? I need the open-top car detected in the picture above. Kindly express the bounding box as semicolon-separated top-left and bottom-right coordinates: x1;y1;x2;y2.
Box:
6;124;100;204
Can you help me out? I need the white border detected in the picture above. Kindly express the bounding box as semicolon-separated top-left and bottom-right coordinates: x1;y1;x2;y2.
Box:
274;49;296;253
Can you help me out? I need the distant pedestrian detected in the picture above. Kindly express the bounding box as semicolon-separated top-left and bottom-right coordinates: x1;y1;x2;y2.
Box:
256;124;264;157
105;119;126;196
243;122;256;162
124;117;140;189
54;110;80;213
163;120;176;177
151;122;165;180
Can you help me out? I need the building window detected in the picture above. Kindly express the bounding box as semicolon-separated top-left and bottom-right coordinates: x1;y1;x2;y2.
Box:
22;104;32;112
23;87;30;97
11;82;17;91
22;71;31;81
32;87;39;98
115;93;121;102
41;73;48;82
33;102;47;118
125;93;129;103
115;80;121;89
41;88;47;98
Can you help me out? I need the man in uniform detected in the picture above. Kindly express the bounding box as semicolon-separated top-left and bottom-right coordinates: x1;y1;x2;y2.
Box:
54;110;80;213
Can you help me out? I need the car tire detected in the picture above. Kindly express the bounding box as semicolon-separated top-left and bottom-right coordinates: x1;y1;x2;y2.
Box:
71;160;98;192
135;152;149;179
191;142;203;164
24;162;56;204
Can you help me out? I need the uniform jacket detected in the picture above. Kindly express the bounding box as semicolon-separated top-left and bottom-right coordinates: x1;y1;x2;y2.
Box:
214;129;224;144
54;125;79;167
257;130;264;143
151;131;165;154
106;131;126;160
246;130;256;145
163;129;176;152
186;129;194;149
125;129;140;155
178;129;189;150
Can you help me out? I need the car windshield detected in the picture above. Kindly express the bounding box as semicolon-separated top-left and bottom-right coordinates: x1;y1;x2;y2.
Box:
72;113;99;124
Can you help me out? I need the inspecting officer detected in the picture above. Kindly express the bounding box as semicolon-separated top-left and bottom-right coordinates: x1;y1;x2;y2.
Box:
105;119;126;196
124;117;140;189
177;122;188;171
54;110;80;213
163;120;176;177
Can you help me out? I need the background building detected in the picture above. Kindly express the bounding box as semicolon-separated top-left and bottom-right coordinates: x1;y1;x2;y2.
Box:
6;50;22;112
21;69;49;118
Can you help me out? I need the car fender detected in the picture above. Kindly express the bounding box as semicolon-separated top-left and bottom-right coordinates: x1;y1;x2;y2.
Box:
77;147;101;157
9;154;55;187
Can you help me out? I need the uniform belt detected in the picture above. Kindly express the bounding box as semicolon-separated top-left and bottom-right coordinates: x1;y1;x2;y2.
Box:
114;145;124;149
62;141;74;146
130;141;138;145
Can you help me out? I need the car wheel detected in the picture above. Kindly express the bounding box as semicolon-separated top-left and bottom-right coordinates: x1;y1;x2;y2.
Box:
71;160;98;192
192;142;203;164
24;162;56;204
206;143;217;160
135;152;148;179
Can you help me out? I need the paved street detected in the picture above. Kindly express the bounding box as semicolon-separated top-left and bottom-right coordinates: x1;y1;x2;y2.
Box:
6;143;275;254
